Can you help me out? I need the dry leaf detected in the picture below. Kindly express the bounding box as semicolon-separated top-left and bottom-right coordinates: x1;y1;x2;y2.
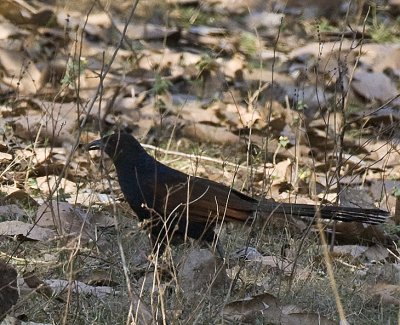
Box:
117;23;179;41
0;261;18;322
0;48;43;94
363;245;389;262
372;283;400;305
0;205;27;219
223;292;335;324
23;271;54;300
281;312;335;325
80;269;119;287
169;100;220;124
329;222;389;245
36;201;95;246
218;54;245;79
0;0;35;26
289;40;353;61
358;44;400;77
256;255;294;275
1;189;39;207
0;21;28;39
181;123;240;145
0;152;12;162
245;12;284;30
0;220;56;241
33;176;77;196
328;245;368;259
352;70;398;102
45;279;116;298
223;293;281;324
178;248;227;303
230;246;263;260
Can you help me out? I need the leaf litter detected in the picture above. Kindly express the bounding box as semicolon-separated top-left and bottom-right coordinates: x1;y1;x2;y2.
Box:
0;0;399;323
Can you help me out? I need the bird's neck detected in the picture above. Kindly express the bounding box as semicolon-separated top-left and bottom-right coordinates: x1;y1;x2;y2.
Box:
114;150;156;174
113;150;160;221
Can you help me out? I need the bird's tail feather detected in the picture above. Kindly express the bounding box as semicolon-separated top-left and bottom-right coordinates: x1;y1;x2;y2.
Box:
259;201;389;225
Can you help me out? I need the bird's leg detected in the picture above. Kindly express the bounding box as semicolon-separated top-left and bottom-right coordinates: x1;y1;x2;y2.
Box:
150;233;166;257
205;240;226;263
215;241;225;259
147;232;178;283
206;231;226;260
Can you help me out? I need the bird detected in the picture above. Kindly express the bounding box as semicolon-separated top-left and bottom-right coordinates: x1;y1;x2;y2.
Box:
87;132;389;254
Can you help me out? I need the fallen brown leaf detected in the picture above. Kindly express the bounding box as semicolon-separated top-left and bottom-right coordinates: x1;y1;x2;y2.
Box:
36;201;95;246
0;261;18;321
23;271;54;300
0;220;56;241
178;248;227;303
181;123;241;145
372;283;400;305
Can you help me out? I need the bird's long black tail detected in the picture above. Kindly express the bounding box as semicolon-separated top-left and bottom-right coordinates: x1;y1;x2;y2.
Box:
259;201;389;225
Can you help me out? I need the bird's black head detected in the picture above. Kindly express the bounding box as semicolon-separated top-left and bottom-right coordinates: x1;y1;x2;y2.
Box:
87;133;145;162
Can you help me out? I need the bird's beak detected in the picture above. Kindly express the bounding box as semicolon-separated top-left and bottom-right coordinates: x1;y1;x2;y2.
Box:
86;139;103;151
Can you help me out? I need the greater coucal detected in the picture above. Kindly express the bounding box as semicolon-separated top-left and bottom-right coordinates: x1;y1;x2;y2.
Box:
88;133;389;253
